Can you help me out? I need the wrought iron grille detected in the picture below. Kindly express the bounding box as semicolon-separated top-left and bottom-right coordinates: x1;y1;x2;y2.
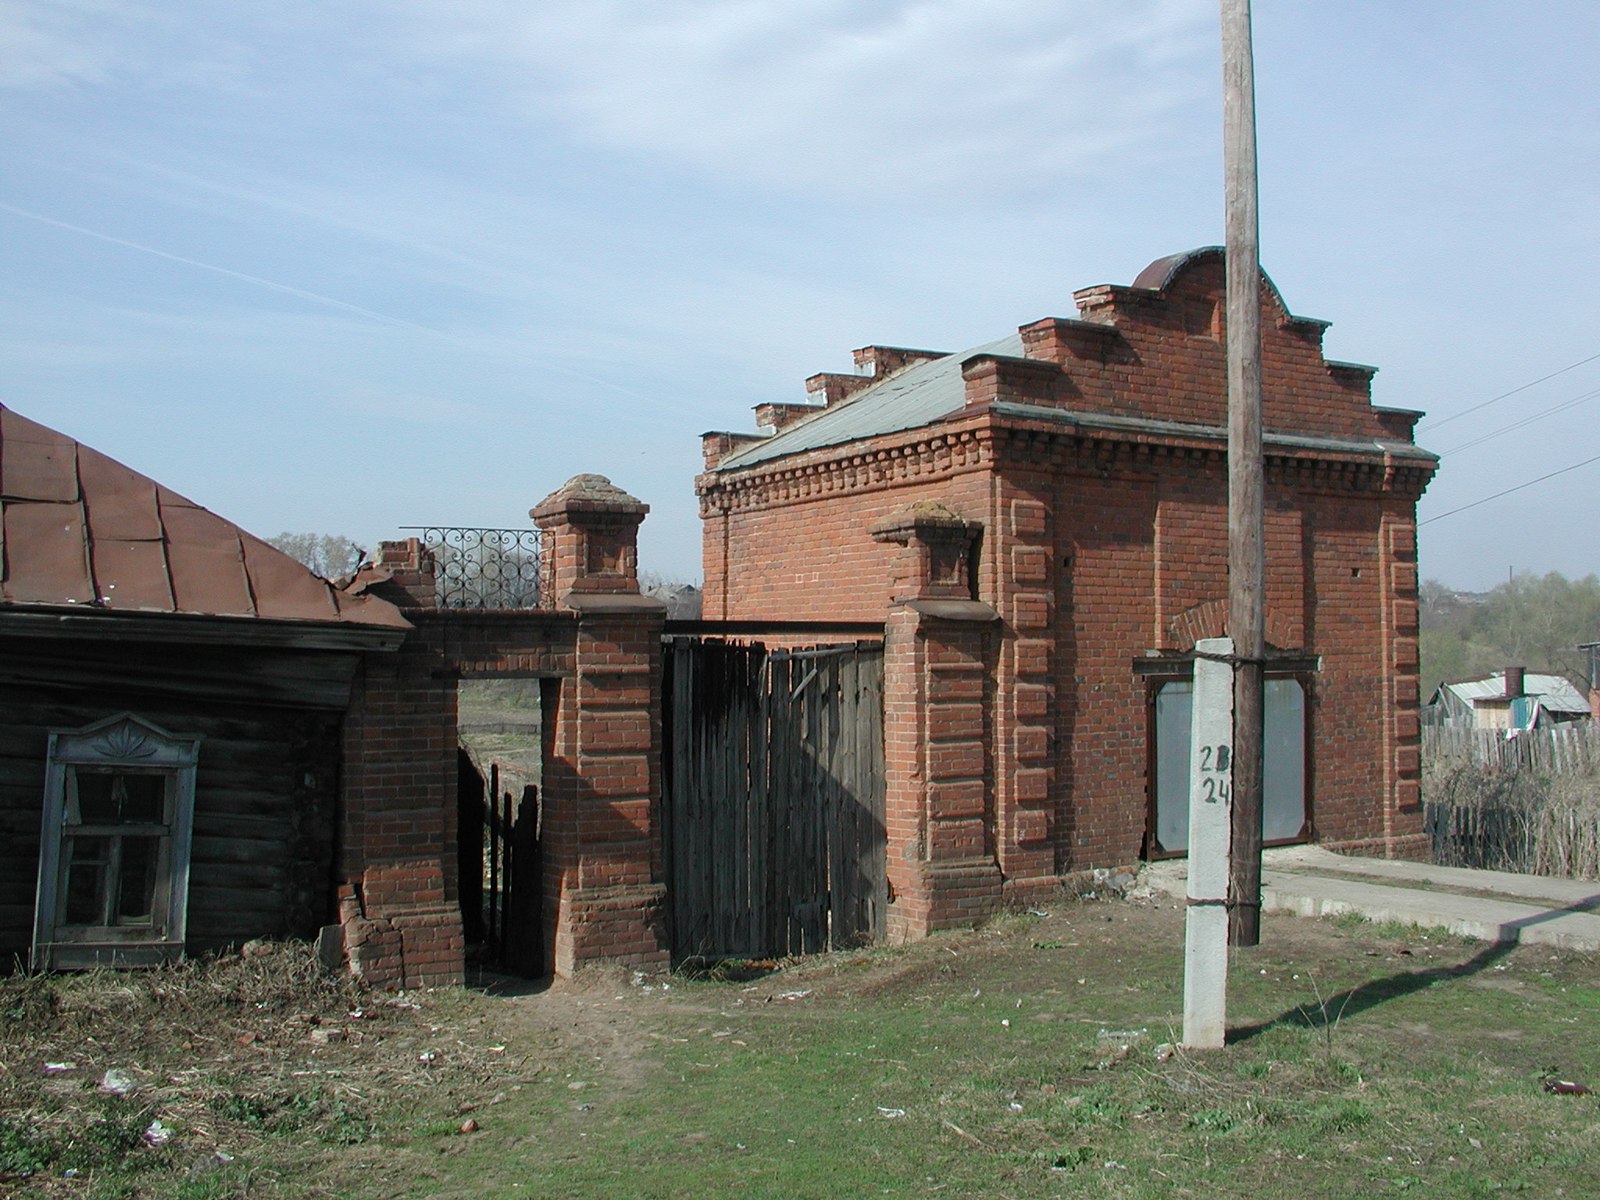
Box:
401;527;542;610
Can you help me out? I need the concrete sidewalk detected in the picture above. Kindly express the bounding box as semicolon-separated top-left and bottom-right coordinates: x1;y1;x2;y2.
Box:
1142;846;1600;952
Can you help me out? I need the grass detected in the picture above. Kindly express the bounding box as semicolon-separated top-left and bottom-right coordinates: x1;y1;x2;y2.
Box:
4;897;1599;1197
0;942;510;1198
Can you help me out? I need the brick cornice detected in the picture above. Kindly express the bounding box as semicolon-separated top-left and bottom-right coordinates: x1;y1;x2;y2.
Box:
697;420;995;516
994;423;1434;499
699;405;1437;515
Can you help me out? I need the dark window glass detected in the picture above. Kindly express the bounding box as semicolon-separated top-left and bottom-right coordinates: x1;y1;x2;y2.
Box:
116;837;159;924
75;774;119;823
63;837;110;925
118;775;165;824
73;772;166;825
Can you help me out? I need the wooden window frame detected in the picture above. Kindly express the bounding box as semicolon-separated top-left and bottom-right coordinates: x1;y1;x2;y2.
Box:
32;714;201;969
1136;656;1317;860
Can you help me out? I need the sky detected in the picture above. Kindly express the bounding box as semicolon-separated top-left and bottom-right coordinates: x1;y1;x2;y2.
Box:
2;1;1597;591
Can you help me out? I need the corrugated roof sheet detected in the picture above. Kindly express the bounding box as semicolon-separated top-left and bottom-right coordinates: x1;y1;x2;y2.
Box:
1442;673;1590;715
0;404;408;628
717;334;1022;470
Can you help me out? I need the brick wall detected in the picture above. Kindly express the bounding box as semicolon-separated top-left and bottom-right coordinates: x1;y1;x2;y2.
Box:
340;477;667;988
701;430;994;621
339;628;463;988
699;250;1437;923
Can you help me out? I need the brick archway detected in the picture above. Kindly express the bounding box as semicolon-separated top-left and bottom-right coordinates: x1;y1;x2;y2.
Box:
1166;597;1299;653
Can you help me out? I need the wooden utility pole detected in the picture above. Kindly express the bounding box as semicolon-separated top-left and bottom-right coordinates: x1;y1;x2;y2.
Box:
1221;0;1266;947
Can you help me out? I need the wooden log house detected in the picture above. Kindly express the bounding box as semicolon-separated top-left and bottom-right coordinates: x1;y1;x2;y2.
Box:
0;404;409;968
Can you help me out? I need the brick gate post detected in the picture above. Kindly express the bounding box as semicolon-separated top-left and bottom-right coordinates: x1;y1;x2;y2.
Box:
532;476;669;974
338;537;462;990
872;503;1004;941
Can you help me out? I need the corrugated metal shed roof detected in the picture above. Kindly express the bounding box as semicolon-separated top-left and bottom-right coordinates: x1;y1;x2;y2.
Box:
0;404;408;628
716;334;1022;470
1441;673;1590;715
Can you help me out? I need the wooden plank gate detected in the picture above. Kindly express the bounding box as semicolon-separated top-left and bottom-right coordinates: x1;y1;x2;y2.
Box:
662;639;886;963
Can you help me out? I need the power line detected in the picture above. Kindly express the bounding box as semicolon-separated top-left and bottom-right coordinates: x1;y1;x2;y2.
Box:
1418;350;1600;434
1419;452;1600;525
1438;385;1600;456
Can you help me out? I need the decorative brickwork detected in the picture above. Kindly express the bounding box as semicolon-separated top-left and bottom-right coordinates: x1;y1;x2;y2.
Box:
340;476;666;987
880;601;1003;938
533;477;668;974
700;249;1438;927
532;474;647;601
872;504;1003;936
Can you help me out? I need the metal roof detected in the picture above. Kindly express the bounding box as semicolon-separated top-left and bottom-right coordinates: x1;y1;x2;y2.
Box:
716;334;1022;470
1440;673;1590;715
0;404;409;628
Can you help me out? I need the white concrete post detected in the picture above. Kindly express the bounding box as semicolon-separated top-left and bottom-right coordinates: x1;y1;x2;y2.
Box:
1183;636;1235;1049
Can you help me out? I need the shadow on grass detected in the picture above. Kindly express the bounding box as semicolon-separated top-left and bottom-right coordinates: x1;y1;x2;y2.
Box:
466;964;553;998
673;957;787;984
1227;889;1600;1044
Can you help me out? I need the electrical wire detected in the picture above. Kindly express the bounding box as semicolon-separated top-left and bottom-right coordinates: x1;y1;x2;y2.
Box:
1437;385;1600;457
1417;350;1600;433
1419;452;1600;525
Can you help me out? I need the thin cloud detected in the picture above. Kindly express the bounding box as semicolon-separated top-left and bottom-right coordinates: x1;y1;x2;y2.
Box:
0;0;120;90
0;201;672;407
387;0;1215;202
0;201;434;329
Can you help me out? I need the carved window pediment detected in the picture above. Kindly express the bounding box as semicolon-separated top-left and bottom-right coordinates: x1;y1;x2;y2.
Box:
33;714;201;970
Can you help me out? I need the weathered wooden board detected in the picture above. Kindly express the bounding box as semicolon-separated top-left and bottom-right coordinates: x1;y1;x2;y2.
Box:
0;635;346;964
661;638;886;964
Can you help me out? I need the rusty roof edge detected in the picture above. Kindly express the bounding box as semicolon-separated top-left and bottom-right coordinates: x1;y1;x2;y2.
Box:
0;604;410;649
3;402;409;627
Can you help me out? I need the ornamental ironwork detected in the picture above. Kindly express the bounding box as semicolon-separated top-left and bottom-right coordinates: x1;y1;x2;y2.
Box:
401;527;542;610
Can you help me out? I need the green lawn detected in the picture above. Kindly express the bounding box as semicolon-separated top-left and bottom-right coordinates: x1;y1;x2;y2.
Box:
6;898;1598;1198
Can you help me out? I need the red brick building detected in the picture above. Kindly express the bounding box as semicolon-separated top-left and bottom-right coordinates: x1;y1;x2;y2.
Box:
698;249;1437;927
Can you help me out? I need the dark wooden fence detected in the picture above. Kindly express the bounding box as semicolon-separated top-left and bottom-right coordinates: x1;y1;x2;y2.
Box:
662;638;886;963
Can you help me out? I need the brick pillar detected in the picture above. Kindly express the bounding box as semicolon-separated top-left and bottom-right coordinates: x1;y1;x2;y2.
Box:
871;504;1003;941
339;638;464;989
993;489;1058;892
1381;514;1427;859
373;538;439;609
532;474;646;603
533;477;669;974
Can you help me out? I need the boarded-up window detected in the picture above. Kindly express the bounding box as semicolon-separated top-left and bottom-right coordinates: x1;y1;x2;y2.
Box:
33;714;200;969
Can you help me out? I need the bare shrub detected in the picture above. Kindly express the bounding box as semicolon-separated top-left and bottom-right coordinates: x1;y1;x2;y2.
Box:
1424;745;1600;879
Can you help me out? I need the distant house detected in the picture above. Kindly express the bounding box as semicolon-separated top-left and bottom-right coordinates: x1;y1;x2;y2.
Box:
0;404;409;968
1425;668;1591;733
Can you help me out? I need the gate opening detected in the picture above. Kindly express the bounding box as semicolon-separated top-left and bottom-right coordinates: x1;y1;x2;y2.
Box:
457;678;545;976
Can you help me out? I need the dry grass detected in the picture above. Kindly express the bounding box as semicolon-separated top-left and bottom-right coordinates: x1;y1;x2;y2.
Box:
0;941;508;1197
1425;759;1600;878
